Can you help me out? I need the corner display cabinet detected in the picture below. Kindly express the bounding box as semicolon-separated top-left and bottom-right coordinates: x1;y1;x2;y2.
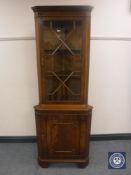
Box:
32;6;93;168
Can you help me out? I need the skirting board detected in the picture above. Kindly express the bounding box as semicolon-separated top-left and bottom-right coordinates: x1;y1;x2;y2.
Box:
0;134;131;143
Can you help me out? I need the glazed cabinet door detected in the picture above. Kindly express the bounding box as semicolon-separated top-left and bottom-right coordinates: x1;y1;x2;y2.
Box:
38;17;89;104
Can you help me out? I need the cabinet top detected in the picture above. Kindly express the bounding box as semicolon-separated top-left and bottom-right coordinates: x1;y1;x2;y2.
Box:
32;6;93;13
34;104;93;112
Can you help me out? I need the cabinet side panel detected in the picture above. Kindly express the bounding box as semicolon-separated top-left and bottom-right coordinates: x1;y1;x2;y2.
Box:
81;16;91;104
34;16;44;104
79;111;92;158
35;112;48;158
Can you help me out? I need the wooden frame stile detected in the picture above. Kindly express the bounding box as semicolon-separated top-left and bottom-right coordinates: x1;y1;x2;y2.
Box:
34;15;43;104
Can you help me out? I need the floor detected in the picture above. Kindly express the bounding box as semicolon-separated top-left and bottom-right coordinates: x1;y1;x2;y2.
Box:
0;140;130;175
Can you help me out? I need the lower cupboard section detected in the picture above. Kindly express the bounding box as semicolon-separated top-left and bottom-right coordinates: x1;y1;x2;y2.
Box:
35;107;92;168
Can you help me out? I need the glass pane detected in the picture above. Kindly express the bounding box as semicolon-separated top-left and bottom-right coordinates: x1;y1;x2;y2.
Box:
42;20;83;102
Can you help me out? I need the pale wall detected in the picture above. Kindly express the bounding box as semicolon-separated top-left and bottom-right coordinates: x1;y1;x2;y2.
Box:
0;0;131;135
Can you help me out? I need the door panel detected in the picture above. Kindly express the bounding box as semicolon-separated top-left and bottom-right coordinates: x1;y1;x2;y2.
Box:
47;117;80;157
41;19;84;103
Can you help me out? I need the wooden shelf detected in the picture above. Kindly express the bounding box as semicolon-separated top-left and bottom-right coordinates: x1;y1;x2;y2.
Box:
44;49;81;56
45;71;81;78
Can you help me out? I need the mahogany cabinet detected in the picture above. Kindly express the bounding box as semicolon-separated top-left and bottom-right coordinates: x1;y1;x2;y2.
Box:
32;6;93;168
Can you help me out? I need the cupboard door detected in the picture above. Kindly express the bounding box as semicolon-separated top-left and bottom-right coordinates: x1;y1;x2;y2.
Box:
41;19;84;103
46;117;80;158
